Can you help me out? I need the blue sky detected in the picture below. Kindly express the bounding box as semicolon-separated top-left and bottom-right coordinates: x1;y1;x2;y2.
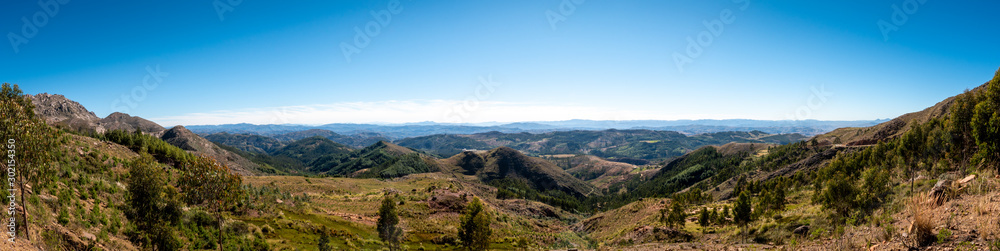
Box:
2;1;998;126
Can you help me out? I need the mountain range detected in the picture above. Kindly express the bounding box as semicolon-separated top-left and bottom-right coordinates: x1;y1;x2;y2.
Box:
5;67;999;250
184;118;884;140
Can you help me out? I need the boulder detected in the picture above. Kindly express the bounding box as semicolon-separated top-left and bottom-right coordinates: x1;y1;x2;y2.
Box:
793;225;810;236
928;179;952;206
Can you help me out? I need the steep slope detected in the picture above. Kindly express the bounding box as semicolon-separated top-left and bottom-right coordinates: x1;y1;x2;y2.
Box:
811;83;989;146
161;125;261;176
445;147;599;198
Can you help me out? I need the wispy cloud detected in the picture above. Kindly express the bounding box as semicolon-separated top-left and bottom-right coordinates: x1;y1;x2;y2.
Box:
149;100;715;126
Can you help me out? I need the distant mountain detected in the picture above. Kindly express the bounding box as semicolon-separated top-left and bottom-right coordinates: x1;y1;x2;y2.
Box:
271;129;390;148
533;119;886;132
398;129;807;161
204;132;285;154
393;134;492;157
185;119;880;140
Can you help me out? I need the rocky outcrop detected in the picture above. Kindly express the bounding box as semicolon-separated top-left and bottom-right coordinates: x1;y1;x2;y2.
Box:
28;93;166;137
28;93;103;132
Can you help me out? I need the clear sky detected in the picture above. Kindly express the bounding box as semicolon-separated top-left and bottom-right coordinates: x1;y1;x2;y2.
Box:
3;1;999;126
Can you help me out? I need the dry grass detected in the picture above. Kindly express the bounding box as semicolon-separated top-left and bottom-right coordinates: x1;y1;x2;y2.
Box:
972;170;1000;239
909;196;935;246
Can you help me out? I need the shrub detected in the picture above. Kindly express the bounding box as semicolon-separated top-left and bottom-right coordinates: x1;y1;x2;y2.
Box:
937;228;952;244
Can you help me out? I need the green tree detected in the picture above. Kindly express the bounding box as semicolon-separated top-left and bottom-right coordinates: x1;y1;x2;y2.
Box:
972;101;1000;171
659;208;668;226
773;182;786;211
126;154;181;250
377;194;403;250
459;197;492;251
734;191;753;232
898;124;925;195
1;83;60;240
318;226;331;251
816;176;858;221
698;207;710;232
721;205;730;224
667;201;686;228
949;90;977;163
709;208;719;225
178;155;244;251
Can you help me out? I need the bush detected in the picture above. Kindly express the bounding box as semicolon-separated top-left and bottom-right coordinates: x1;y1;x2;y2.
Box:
936;228;952;244
57;209;70;225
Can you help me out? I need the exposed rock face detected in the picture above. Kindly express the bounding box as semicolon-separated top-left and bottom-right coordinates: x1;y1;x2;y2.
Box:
28;93;104;132
29;93;260;176
28;94;166;136
162;125;259;176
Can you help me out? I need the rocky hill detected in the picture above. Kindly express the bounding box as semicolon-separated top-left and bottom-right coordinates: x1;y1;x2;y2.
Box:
28;93;103;132
28;93;263;175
